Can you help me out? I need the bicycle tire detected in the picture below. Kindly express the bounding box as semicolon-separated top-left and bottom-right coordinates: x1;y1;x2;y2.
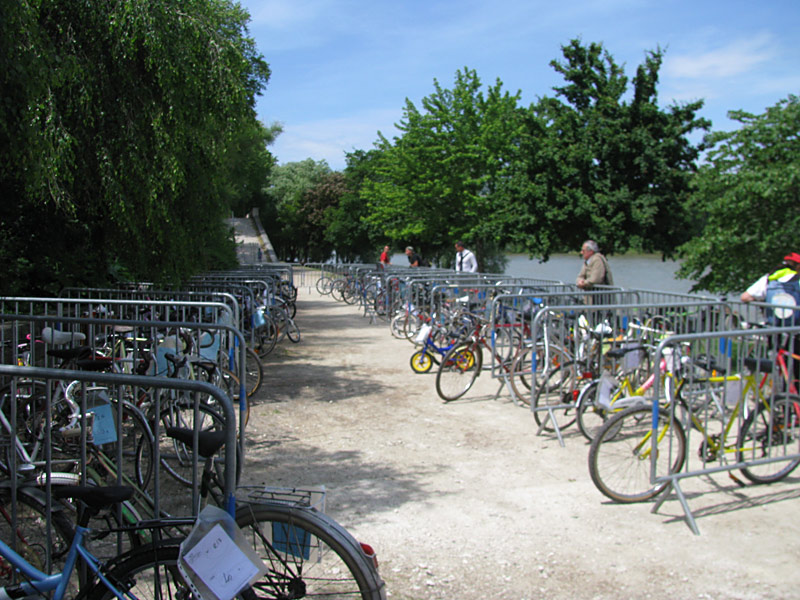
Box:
235;502;386;600
233;346;263;398
0;486;74;585
531;362;579;432
316;276;334;295
84;540;190;600
286;319;301;343
342;282;359;305
153;398;242;488
435;344;482;402
588;405;686;503
219;367;249;428
255;315;278;358
330;279;347;302
737;394;800;484
576;380;606;441
410;350;434;374
389;313;407;339
100;399;156;491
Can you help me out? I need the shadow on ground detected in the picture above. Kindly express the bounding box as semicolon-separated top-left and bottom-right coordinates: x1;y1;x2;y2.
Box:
240;442;434;518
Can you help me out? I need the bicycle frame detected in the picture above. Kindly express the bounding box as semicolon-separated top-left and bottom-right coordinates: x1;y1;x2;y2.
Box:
1;522;133;600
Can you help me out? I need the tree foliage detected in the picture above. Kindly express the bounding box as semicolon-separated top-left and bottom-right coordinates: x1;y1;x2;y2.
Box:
361;68;524;268
352;43;707;269
262;159;332;261
0;0;273;294
677;95;800;293
508;41;708;260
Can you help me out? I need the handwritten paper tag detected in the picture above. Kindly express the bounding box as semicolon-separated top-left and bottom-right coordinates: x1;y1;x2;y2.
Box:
182;523;259;600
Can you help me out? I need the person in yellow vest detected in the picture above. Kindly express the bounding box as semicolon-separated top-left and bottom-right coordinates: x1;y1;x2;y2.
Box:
741;252;800;382
741;252;800;325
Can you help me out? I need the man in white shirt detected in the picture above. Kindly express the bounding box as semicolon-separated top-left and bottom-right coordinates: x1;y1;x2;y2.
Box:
454;241;478;273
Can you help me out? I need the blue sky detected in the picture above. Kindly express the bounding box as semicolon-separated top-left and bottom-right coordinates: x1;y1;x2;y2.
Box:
240;0;800;171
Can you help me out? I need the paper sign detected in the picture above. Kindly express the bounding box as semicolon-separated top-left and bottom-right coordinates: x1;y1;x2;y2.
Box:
89;403;117;445
182;523;260;600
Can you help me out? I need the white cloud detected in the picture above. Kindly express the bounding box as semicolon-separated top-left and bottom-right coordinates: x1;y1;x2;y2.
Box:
664;32;776;79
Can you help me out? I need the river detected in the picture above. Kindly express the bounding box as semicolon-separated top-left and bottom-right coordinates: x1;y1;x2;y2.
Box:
391;252;696;294
504;253;695;295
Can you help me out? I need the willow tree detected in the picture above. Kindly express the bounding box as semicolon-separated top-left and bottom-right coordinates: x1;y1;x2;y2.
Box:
0;0;272;293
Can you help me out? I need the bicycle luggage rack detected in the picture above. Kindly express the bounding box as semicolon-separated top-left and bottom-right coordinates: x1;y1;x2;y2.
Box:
240;486;326;511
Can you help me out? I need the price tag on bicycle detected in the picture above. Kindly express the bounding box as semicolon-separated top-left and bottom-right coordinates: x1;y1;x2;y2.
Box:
178;505;267;600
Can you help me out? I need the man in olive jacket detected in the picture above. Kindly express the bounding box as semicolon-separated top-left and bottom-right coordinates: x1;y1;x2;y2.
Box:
576;240;613;289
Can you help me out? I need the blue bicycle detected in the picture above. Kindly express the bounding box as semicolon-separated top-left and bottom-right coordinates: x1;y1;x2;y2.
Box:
1;483;188;600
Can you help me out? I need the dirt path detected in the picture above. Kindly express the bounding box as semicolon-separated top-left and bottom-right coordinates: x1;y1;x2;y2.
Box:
242;286;800;599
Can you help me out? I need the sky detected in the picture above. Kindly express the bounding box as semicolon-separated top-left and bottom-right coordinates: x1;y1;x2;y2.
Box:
240;0;800;172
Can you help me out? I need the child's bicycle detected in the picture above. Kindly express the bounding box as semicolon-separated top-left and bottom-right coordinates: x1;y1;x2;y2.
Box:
408;315;473;374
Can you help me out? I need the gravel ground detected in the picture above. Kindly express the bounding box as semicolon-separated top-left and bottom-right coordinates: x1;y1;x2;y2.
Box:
240;285;800;600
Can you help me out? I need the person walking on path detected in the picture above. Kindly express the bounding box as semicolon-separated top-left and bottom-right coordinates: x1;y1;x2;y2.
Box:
454;241;478;273
576;240;613;289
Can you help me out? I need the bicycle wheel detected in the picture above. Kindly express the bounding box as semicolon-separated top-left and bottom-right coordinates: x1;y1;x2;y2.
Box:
0;486;74;584
435;344;482;402
286;319;301;343
85;541;190;600
154;397;241;488
390;313;408;339
233;346;263;398
410;350;434;374
508;344;569;407
588;405;686;503
576;380;606;441
235;502;386;600
737;394;800;484
217;367;249;428
93;400;155;491
342;282;359;305
532;362;580;432
330;279;347;302
255;315;278;357
316;276;334;295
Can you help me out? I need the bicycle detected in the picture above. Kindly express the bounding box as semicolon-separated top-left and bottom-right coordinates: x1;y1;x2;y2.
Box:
587;353;800;503
1;482;189;600
434;312;530;402
164;426;387;599
409;319;467;374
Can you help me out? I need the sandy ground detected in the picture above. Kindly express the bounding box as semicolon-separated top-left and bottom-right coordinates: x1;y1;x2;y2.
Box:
240;285;800;600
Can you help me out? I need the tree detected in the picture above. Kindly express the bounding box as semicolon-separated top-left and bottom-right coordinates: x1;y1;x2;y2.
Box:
361;68;524;267
508;40;708;260
223;120;282;218
326;150;383;263
0;0;273;294
263;159;332;261
677;95;800;293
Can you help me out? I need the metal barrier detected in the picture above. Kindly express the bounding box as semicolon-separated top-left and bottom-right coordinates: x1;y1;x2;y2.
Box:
59;286;243;341
0;363;237;565
525;296;735;445
0;303;249;457
646;326;800;533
